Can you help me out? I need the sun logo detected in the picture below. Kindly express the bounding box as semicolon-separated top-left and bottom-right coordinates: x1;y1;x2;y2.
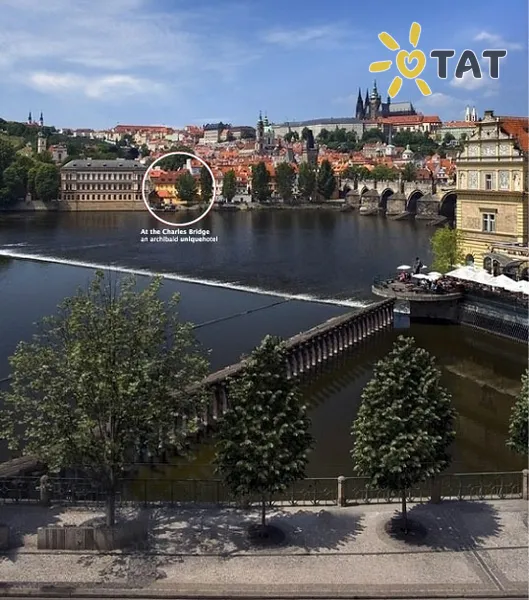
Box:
369;22;432;98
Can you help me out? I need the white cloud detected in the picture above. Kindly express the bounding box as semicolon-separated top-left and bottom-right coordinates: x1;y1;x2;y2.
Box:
263;24;346;48
449;59;500;95
473;31;524;51
0;0;257;101
415;92;474;120
25;71;165;100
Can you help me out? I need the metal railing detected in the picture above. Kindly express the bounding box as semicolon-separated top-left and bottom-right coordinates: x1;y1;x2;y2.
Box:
0;471;524;507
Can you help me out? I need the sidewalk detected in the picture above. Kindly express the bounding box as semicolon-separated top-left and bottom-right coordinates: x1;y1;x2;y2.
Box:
0;499;527;598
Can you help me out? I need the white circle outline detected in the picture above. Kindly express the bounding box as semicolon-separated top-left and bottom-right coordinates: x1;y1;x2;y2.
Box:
141;151;217;227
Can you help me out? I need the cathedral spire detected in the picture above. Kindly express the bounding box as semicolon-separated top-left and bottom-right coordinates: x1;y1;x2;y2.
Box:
28;111;32;124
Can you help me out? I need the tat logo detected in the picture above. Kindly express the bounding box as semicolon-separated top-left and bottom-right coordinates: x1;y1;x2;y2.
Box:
369;22;507;98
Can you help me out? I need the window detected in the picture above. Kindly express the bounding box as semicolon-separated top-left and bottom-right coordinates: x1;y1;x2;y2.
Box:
485;174;492;190
499;171;509;190
482;213;496;233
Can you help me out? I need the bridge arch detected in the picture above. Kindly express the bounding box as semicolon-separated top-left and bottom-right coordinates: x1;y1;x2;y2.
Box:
359;186;369;196
439;192;457;223
406;190;423;213
379;188;394;211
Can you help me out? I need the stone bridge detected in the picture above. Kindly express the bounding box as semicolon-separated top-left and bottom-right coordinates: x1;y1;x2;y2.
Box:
341;178;457;221
195;299;395;431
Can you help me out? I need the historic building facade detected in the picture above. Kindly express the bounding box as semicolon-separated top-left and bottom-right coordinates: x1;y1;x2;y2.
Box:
60;158;147;205
455;110;528;277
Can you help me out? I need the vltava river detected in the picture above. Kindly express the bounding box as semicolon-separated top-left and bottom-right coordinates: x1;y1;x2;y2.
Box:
0;210;525;475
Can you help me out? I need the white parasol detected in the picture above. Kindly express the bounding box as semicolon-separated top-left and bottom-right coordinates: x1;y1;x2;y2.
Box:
397;265;411;270
427;271;443;280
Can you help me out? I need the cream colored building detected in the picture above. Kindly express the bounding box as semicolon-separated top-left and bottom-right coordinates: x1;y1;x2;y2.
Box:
61;158;147;204
455;110;528;277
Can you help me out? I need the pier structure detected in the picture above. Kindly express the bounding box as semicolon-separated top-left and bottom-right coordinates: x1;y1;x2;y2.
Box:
195;299;395;430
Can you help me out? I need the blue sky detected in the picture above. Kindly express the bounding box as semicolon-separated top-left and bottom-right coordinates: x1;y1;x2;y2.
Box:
0;0;527;129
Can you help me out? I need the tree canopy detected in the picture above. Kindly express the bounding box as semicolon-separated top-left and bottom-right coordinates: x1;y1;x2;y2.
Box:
352;335;456;531
507;370;528;456
222;169;237;202
251;162;271;203
176;172;198;203
316;159;336;200
274;162;296;203
199;165;213;204
0;272;210;526
431;227;464;273
215;335;313;527
297;162;316;201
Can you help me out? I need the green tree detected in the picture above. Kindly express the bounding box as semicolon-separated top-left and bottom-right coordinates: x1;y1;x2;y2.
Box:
361;128;386;143
352;336;456;532
158;146;193;171
215;335;313;531
316;159;336;200
401;163;417;182
301;127;311;142
34;163;60;202
0;138;16;173
283;131;299;143
297;162;316;201
431;227;464;273
35;150;54;164
442;132;456;145
251;161;271;203
371;165;397;182
342;165;370;185
222;169;237;202
140;144;150;157
2;162;27;202
0;272;209;526
507;370;528;455
176;172;198;203
274;162;296;203
199;166;213;204
27;166;38;199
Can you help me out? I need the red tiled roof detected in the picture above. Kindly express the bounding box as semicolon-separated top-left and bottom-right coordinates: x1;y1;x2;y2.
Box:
442;121;477;128
380;115;441;125
499;117;529;152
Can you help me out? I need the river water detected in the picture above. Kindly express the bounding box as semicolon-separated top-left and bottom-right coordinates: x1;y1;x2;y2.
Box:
0;210;525;476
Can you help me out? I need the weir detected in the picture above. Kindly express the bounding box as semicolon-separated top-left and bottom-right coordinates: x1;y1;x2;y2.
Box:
192;299;395;430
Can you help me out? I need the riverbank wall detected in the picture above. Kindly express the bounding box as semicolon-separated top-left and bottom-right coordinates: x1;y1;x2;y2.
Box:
372;283;528;344
0;200;350;213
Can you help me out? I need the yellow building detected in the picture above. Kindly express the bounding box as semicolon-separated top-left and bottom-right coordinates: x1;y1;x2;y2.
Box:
151;170;202;206
455;110;528;278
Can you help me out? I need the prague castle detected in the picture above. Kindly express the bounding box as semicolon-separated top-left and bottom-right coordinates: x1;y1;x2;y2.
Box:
355;81;416;120
272;81;440;139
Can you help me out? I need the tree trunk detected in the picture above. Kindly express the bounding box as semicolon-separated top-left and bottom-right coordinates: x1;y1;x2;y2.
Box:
261;496;266;527
401;488;408;533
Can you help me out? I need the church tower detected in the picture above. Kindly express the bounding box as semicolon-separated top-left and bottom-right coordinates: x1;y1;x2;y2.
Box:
364;89;369;116
255;111;265;155
39;112;44;127
37;130;46;154
28;111;32;125
355;87;364;120
369;80;381;119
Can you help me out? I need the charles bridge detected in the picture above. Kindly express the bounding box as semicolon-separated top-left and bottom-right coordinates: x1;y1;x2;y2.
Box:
341;177;457;222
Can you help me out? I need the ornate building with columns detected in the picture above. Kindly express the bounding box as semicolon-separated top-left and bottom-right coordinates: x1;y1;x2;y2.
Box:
455;110;528;278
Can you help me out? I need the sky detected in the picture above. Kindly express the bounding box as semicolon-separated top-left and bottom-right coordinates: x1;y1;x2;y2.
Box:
0;0;527;129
